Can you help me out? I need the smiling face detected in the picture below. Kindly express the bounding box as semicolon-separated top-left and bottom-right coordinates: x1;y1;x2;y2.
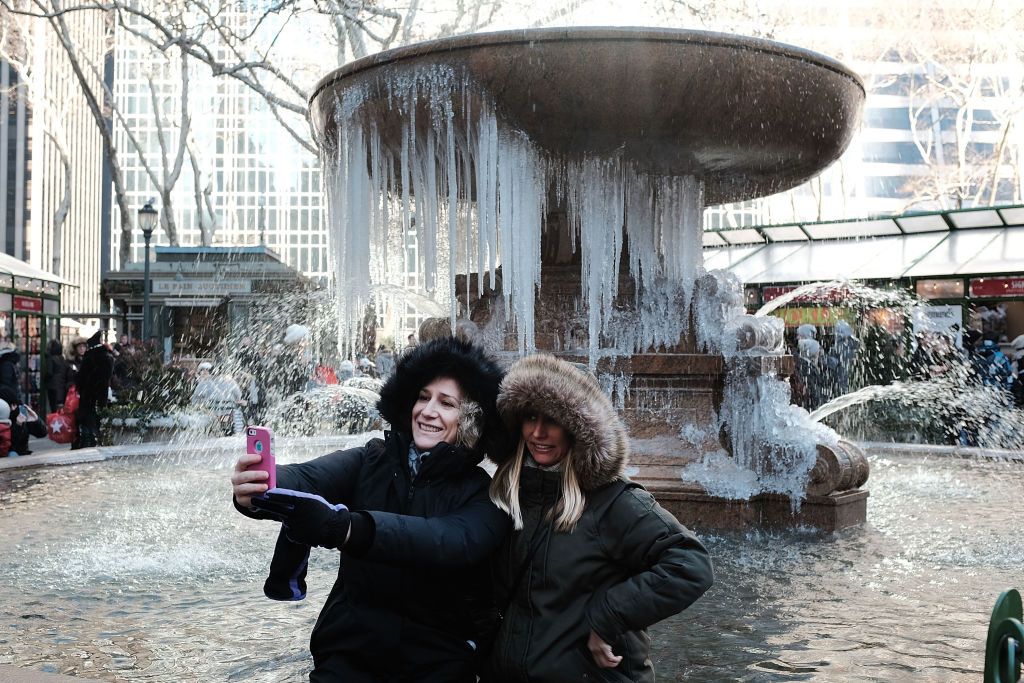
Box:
411;377;463;451
522;413;572;467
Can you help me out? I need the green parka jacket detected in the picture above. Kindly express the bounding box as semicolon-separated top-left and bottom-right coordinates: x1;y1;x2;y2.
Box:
488;355;714;683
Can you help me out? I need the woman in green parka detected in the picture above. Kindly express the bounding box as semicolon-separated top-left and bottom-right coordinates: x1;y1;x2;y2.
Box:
488;354;714;683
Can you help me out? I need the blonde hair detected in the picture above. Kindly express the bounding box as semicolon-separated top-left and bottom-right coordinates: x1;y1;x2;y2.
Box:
489;438;587;533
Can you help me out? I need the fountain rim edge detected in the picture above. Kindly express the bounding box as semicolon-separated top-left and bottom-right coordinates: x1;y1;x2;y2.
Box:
307;25;867;109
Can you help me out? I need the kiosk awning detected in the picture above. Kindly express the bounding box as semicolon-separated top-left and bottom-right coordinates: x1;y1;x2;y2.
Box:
0;251;75;286
703;225;1024;283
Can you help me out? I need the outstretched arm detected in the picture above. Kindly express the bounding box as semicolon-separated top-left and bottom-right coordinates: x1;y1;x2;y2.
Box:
349;489;511;567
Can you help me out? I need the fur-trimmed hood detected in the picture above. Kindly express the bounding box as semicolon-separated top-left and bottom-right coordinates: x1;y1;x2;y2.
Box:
495;354;629;490
376;337;508;462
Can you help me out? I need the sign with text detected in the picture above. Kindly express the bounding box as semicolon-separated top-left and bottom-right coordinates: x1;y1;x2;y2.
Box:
769;307;851;327
969;277;1024;298
13;295;42;313
911;304;963;348
152;279;251;296
761;284;852;305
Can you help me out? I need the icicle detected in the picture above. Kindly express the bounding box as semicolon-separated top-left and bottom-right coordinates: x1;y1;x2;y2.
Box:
446;112;458;326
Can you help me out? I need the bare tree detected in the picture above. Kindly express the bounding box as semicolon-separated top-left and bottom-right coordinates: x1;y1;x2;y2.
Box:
0;0;511;267
885;3;1024;210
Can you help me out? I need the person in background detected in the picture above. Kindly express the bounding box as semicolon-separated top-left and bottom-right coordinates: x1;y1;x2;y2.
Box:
486;354;713;683
0;386;47;455
0;399;12;457
191;361;246;434
46;339;71;411
824;320;860;399
235;335;265;423
274;324;314;397
796;323;817;342
792;338;825;411
973;333;1014;390
375;345;396;380
336;357;356;382
67;335;86;384
403;332;418;355
1010;334;1024;408
73;331;114;449
113;333;131;355
0;340;21;403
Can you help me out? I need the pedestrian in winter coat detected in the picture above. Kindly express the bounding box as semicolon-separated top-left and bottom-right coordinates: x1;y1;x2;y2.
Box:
231;337;512;682
0;398;13;456
73;331;114;449
46;339;71;411
794;338;826;410
487;354;714;683
973;337;1014;389
66;335;86;386
375;345;396;379
0;341;21;403
0;386;47;455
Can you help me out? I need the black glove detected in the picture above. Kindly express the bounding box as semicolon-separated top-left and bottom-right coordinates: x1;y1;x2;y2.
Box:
264;528;310;601
250;488;351;549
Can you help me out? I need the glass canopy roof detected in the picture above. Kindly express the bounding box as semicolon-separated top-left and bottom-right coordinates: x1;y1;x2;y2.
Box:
703;204;1024;283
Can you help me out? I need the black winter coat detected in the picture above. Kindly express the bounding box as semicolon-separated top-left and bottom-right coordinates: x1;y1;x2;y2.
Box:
0;350;21;402
489;468;714;683
76;346;114;407
275;430;510;676
47;352;71;405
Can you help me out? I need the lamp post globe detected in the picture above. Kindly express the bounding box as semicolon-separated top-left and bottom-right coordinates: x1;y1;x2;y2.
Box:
138;201;159;342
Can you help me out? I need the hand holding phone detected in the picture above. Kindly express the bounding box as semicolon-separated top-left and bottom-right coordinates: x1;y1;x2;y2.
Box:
245;426;276;490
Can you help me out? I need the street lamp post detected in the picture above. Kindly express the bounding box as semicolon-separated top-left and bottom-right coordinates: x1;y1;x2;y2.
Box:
138;201;159;341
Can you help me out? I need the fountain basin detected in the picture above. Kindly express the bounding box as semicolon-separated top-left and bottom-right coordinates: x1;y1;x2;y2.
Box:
0;444;1017;680
310;27;865;205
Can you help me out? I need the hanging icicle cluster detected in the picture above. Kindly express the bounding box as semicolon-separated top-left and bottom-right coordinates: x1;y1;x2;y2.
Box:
322;65;707;361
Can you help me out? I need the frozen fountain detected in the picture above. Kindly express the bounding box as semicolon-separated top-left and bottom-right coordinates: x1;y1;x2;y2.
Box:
309;27;869;530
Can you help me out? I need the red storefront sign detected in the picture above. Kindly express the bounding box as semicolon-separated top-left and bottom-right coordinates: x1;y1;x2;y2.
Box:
761;286;798;303
969;277;1024;298
13;295;42;313
761;284;853;304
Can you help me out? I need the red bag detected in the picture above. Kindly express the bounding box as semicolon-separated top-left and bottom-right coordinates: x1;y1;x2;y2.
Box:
64;385;80;414
47;411;77;444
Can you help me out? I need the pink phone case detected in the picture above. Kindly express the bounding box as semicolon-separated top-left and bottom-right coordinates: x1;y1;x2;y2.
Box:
245;426;276;490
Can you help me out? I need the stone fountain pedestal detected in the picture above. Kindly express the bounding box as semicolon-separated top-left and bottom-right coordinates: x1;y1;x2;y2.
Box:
631;441;870;532
458;265;871;532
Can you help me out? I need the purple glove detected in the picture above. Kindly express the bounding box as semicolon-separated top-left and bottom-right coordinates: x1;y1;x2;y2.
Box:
250;488;351;549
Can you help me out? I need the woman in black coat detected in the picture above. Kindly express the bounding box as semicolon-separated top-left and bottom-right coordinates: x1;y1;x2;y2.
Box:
46;339;70;411
231;337;511;682
73;331;114;449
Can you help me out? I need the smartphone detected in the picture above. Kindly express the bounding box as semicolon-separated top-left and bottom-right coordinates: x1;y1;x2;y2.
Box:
245;426;276;490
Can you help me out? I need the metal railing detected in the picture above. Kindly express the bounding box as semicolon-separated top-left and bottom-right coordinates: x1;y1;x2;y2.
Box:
986;589;1023;683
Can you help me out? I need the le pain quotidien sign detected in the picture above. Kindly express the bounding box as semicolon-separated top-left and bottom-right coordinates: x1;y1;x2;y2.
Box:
969;277;1024;298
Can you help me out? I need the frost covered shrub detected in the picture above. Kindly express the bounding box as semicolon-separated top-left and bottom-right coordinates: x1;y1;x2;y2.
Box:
266;385;381;436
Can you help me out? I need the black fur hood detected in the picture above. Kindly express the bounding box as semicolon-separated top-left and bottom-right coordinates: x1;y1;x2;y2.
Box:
495;354;629;491
376;337;508;463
